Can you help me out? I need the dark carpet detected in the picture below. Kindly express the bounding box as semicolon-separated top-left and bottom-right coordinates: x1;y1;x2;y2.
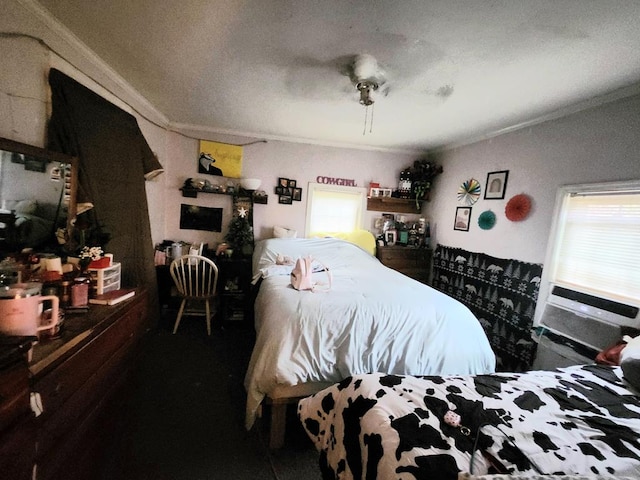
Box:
99;310;322;480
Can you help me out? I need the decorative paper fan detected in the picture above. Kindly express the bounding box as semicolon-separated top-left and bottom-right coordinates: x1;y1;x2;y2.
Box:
458;178;481;206
478;210;496;230
505;194;532;222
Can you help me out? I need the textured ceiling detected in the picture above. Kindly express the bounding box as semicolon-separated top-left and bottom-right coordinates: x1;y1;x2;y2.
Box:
36;0;640;152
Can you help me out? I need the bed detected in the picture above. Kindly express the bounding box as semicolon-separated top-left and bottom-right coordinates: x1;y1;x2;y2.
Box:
298;365;640;479
244;235;497;448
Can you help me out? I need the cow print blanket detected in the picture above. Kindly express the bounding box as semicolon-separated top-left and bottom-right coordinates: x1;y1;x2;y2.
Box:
298;365;640;480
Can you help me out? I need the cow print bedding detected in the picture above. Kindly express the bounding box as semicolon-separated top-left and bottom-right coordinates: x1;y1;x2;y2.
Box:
298;365;640;480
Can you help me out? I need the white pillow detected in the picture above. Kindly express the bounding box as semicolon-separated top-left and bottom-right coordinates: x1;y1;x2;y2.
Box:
273;226;297;238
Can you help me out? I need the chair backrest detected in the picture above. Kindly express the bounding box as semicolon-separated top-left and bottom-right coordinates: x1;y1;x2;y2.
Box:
169;254;219;298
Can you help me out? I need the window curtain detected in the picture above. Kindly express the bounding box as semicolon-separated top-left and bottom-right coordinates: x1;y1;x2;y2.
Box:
47;68;162;315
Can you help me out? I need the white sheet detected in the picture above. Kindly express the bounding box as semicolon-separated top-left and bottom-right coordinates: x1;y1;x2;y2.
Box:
244;237;496;429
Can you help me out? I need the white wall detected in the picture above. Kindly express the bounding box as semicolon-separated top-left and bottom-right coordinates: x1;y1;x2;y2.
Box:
427;94;640;264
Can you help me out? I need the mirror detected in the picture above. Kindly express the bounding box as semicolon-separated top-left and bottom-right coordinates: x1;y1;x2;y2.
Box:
0;137;77;258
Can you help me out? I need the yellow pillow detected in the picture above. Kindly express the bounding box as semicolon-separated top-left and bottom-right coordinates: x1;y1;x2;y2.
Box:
310;229;376;256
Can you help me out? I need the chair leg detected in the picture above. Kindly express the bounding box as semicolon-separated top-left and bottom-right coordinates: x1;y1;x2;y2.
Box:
205;300;211;336
173;299;187;334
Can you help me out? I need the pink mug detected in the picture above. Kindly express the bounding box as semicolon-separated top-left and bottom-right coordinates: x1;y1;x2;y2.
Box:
0;283;60;337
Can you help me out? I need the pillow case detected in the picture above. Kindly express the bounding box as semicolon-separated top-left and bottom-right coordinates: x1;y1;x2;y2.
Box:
273;226;297;238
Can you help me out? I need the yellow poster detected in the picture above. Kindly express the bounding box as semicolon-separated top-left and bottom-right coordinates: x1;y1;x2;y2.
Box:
198;140;243;178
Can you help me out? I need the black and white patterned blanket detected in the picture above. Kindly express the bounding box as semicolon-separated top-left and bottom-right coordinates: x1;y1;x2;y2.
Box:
298;365;640;480
432;245;543;372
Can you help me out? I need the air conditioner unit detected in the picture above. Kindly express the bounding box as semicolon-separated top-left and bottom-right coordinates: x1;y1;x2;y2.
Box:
539;284;640;351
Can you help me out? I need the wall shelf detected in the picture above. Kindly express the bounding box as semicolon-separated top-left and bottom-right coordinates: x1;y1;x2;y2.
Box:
367;196;421;213
180;188;268;203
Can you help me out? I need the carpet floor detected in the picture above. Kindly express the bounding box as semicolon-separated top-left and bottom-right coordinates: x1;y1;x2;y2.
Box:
98;311;322;480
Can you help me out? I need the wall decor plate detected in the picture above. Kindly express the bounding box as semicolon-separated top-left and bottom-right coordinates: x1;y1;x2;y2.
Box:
505;193;532;221
457;178;481;206
478;210;496;230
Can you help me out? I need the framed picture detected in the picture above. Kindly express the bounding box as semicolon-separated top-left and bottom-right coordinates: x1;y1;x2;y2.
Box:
288;179;297;188
385;230;397;246
292;188;302;201
278;195;293;204
454;206;472;231
484;170;509;199
278;177;289;188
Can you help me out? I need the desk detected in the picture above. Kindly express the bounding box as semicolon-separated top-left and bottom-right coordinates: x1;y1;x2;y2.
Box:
156;257;254;324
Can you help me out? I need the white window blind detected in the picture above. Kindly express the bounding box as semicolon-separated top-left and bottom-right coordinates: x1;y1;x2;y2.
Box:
551;189;640;304
306;184;366;235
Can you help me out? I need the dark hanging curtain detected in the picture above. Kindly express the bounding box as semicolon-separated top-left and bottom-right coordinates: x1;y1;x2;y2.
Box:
47;68;162;317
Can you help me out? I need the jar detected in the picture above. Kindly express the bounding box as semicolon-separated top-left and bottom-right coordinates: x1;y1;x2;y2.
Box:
71;277;90;307
60;280;72;308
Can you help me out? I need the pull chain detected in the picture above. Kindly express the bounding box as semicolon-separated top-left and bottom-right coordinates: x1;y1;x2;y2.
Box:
362;104;375;135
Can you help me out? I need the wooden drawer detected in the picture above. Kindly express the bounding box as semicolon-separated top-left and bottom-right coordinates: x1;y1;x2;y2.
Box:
34;301;145;416
0;361;31;432
377;246;432;283
0;415;36;480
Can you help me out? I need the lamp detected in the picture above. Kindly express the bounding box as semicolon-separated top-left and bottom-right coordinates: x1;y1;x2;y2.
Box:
353;54;380;106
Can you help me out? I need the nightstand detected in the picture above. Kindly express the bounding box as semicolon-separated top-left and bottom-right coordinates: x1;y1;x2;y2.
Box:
216;256;254;323
376;246;433;284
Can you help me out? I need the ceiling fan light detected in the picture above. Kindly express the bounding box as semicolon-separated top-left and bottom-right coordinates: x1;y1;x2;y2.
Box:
357;80;378;106
353;54;379;82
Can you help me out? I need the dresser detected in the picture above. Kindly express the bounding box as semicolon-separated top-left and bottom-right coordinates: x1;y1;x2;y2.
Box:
376;246;433;284
0;289;150;480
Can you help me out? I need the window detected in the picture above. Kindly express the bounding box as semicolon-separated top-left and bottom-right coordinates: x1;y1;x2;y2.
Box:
305;183;367;236
536;180;640;327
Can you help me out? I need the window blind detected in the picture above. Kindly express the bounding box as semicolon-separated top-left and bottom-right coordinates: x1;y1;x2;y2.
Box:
552;190;640;304
307;187;364;234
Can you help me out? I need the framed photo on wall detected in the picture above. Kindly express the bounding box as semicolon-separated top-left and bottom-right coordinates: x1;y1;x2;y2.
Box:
454;206;472;231
484;170;509;199
292;188;302;201
278;195;293;204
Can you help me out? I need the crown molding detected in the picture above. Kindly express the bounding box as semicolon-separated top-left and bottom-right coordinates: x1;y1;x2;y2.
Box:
18;0;168;127
169;121;426;156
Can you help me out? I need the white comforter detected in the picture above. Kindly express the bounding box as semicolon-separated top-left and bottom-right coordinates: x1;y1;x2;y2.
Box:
244;237;496;429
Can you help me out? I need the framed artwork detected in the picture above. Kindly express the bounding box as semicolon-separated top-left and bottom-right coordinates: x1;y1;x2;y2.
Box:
278;195;293;204
278;177;289;188
198;140;243;178
292;188;302;201
288;179;297;188
454;206;472;231
484;170;509;199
